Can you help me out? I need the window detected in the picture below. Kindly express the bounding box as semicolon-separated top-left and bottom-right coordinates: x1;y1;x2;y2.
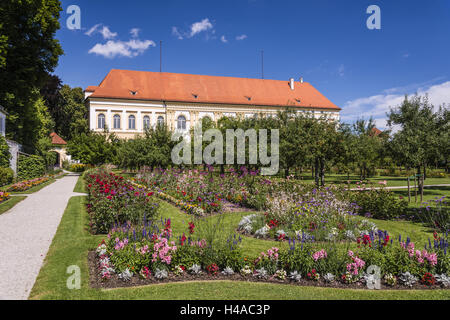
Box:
128;115;136;129
143;115;150;129
157;116;164;127
113;114;121;129
98;113;105;129
177;115;186;130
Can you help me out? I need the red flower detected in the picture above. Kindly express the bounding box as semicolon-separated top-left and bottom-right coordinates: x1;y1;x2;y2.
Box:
206;263;219;276
147;192;154;196
188;222;195;234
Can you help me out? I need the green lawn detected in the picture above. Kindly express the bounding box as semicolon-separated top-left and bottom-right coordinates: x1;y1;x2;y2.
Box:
0;196;27;216
391;186;449;208
73;172;86;193
29;176;449;300
289;173;450;189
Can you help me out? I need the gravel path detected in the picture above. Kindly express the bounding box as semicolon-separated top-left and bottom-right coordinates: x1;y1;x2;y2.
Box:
0;173;86;300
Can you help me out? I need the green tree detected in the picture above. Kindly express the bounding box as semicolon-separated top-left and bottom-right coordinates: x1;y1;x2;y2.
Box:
67;131;119;165
387;95;438;180
0;0;63;146
0;135;11;168
352;118;382;180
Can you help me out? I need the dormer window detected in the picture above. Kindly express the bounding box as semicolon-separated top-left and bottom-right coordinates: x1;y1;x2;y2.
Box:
130;90;138;96
295;98;301;103
192;93;198;99
245;96;252;101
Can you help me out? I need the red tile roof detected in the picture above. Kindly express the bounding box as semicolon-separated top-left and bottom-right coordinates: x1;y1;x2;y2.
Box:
86;69;340;110
85;86;98;92
50;132;67;145
371;127;382;136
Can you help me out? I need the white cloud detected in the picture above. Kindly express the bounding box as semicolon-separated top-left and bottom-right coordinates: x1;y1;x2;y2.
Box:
130;28;140;38
172;18;215;40
220;35;228;43
85;24;117;39
172;26;184;40
341;80;450;130
88;39;155;59
85;24;101;36
236;34;247;40
189;18;213;37
99;26;117;39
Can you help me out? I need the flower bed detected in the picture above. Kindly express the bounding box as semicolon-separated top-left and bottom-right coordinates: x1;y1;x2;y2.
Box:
135;168;224;214
6;176;50;192
130;180;205;216
237;187;379;242
0;191;10;204
85;168;159;234
91;215;450;290
135;167;315;216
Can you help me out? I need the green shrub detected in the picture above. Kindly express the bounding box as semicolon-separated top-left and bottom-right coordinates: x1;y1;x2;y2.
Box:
348;187;408;220
0;135;11;168
426;169;448;179
69;163;86;172
17;154;46;180
0;167;14;186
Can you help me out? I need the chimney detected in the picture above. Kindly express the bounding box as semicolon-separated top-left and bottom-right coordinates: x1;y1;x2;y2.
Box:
289;78;295;90
300;77;304;83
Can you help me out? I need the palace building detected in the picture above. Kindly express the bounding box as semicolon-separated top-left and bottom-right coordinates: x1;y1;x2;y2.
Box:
85;69;340;139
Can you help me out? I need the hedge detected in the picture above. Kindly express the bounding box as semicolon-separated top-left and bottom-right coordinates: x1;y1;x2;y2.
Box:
0;167;14;187
17;154;46;181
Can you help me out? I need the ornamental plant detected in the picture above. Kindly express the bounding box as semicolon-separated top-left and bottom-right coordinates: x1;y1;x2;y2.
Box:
206;263;219;276
254;247;279;275
85;168;159;234
420;272;436;286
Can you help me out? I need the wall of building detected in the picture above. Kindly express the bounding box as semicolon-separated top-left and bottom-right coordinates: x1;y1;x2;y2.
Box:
87;98;340;138
6;139;22;175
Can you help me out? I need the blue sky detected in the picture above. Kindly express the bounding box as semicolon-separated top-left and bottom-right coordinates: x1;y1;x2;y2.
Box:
56;0;450;129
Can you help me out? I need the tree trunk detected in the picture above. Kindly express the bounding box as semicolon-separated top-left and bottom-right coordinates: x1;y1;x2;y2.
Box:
314;157;320;187
220;164;225;175
417;166;423;196
423;162;427;180
285;167;289;178
320;158;325;187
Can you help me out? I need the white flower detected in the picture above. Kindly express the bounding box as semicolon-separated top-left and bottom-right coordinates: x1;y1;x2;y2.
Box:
275;269;287;280
255;225;270;238
154;268;168;279
189;264;202;275
289;271;302;282
118;268;133;281
221;267;234;276
240;265;252;276
254;267;268;279
345;230;356;240
323;273;335;282
435;274;450;287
